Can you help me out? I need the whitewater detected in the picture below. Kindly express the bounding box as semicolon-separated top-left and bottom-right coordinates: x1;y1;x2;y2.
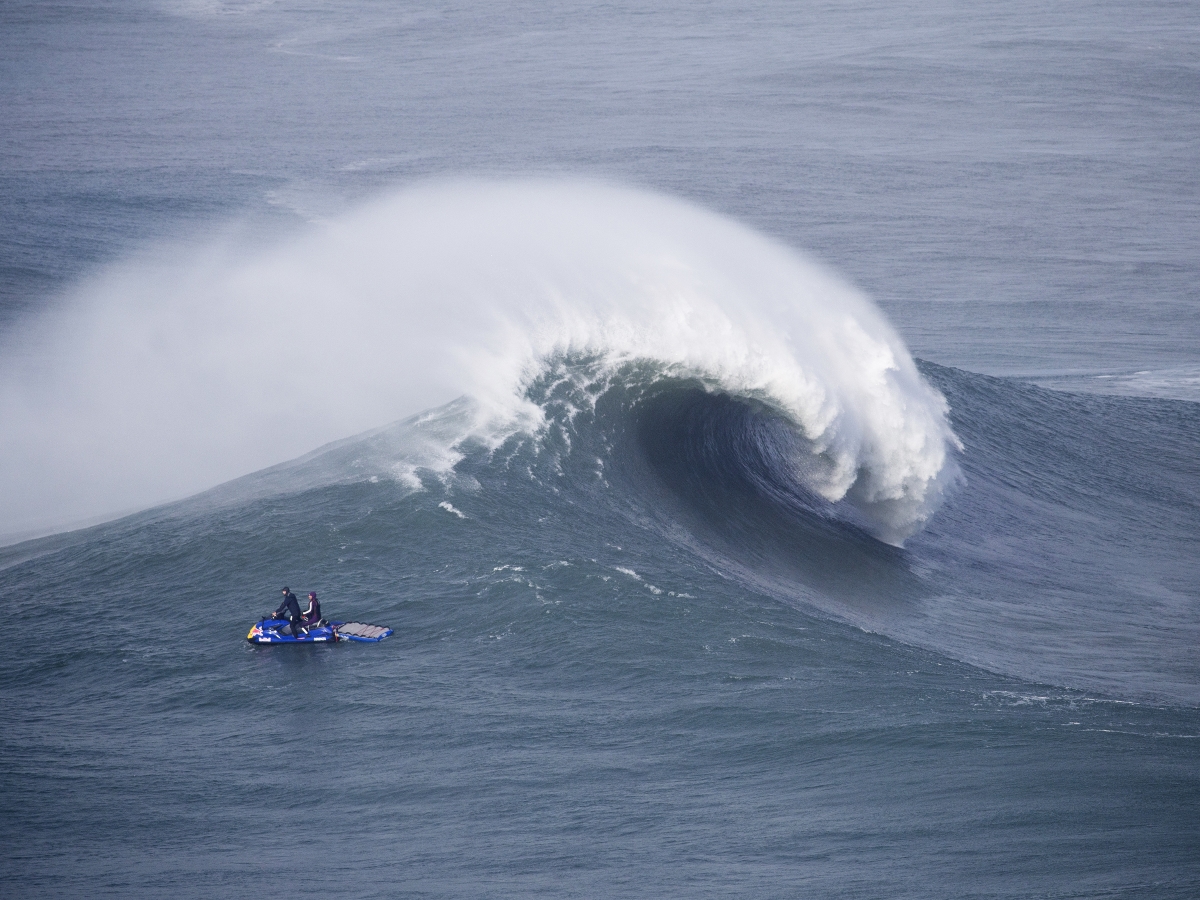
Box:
0;181;957;545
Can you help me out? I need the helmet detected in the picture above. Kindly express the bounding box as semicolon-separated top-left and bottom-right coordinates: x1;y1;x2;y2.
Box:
308;592;317;599
281;587;289;593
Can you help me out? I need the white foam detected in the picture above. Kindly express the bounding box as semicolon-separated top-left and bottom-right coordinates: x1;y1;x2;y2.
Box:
0;179;959;544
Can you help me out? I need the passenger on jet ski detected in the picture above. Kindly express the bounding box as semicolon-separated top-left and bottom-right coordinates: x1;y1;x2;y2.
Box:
303;591;323;627
273;587;307;637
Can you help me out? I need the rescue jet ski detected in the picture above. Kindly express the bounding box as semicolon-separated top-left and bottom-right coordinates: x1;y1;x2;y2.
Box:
246;618;393;644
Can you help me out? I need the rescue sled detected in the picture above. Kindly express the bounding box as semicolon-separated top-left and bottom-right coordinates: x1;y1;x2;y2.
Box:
246;618;393;644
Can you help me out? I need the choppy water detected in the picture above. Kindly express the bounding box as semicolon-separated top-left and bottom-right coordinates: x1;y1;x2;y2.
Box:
2;2;1199;898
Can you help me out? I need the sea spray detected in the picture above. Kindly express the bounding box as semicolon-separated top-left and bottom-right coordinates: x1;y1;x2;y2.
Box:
0;179;958;543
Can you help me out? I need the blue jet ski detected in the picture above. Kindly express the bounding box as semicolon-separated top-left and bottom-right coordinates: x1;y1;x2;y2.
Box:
247;618;393;644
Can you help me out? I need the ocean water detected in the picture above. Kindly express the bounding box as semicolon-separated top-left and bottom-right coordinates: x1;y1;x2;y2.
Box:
2;2;1199;898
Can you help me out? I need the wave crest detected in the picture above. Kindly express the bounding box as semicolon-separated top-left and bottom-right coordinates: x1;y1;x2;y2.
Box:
0;179;958;542
523;351;958;545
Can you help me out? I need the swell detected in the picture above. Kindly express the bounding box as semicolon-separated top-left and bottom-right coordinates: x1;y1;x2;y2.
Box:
908;363;1200;703
521;358;934;615
512;357;1200;702
6;355;1197;703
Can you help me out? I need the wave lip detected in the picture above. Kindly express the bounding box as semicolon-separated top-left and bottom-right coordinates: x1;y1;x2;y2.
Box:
526;349;959;546
0;179;958;543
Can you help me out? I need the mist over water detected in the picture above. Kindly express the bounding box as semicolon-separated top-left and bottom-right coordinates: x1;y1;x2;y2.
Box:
0;180;956;543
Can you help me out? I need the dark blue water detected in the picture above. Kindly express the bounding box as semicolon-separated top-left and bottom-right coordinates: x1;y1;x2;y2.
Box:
3;358;1198;897
3;1;1199;897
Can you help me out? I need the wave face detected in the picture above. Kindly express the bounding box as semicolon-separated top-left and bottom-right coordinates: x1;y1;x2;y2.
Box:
166;349;1197;706
0;180;956;544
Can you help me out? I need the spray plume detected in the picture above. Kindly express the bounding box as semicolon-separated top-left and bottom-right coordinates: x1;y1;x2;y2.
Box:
0;179;958;543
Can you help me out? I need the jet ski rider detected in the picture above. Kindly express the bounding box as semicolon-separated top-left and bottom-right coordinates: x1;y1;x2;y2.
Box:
274;587;306;637
303;591;323;627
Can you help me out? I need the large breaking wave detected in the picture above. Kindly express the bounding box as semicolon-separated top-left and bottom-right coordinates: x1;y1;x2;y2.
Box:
0;179;958;543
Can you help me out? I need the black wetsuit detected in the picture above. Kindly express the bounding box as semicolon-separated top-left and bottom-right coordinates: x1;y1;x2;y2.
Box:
274;591;305;637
